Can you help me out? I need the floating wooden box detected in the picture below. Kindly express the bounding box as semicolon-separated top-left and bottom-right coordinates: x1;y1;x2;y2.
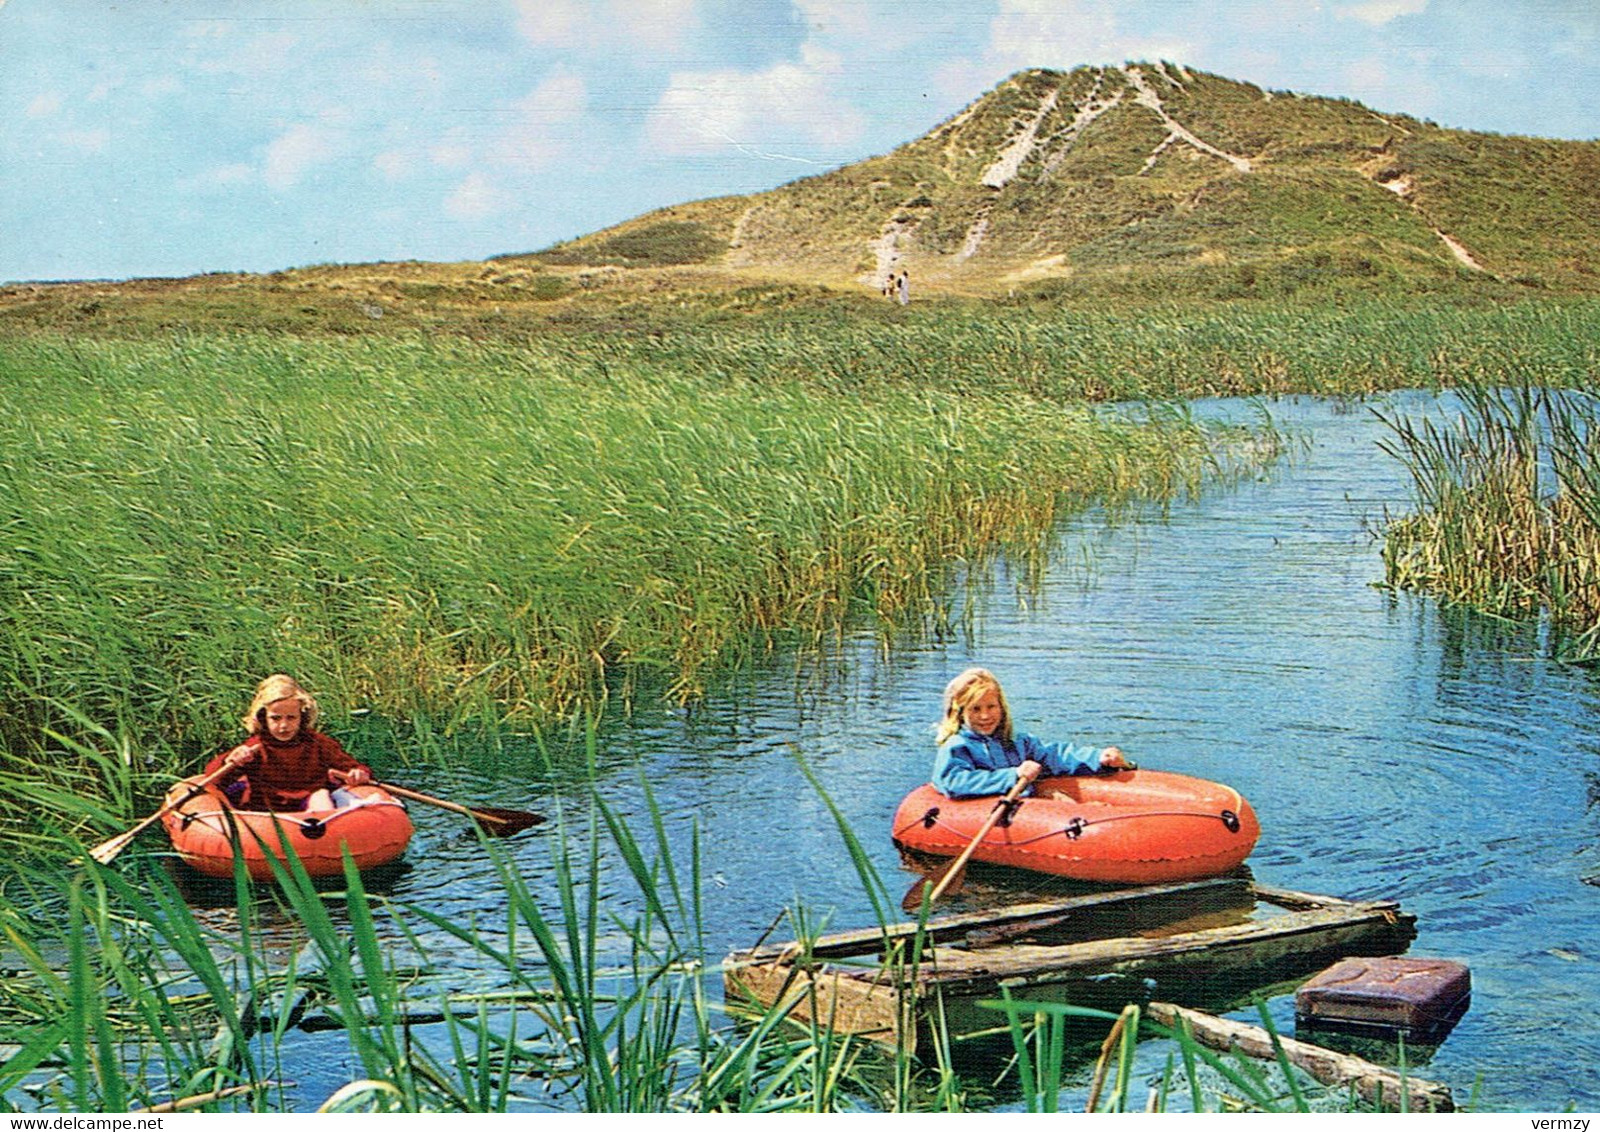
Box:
1295;956;1470;1040
723;878;1416;1055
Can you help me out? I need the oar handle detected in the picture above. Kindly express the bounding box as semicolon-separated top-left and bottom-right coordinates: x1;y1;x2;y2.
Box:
923;774;1030;905
374;781;508;824
88;762;234;865
328;768;493;819
329;772;541;836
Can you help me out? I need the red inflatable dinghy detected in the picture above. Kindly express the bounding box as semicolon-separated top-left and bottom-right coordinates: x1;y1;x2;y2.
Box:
161;774;414;880
891;769;1259;885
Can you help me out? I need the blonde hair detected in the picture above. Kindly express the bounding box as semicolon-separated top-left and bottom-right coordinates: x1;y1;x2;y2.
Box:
242;674;320;735
935;667;1013;745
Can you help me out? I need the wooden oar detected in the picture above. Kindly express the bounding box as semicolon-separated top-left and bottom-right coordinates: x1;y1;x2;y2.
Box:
88;764;233;865
901;774;1030;914
370;781;545;838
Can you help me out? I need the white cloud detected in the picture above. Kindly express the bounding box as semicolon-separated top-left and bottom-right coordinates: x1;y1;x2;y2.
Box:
371;118;471;183
188;24;300;81
444;171;511;220
990;0;1120;62
182;20;231;42
238;31;302;79
513;0;582;45
61;128;111;154
264;122;337;191
373;150;413;181
1335;0;1429;27
498;67;589;168
513;0;698;51
987;0;1193;71
932;57;1005;108
140;75;183;98
792;0;873;39
357;43;443;93
26;92;62;118
614;0;699;49
430;139;473;170
178;163;254;193
1344;57;1392;91
645;52;865;157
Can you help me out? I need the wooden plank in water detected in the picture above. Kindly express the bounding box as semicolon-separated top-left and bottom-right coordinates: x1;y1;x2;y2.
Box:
1146;1001;1454;1112
735;875;1254;963
722;884;1416;1055
921;892;1414;995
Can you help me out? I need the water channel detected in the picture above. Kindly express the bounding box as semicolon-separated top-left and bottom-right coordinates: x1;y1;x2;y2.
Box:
188;392;1600;1112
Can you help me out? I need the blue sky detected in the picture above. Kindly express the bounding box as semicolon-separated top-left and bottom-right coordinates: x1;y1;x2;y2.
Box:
3;0;1596;283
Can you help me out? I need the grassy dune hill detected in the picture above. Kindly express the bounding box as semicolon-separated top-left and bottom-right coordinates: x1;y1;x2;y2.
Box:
4;62;1600;334
529;63;1600;298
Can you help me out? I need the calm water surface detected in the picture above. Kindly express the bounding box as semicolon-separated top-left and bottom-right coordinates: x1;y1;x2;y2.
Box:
232;393;1600;1111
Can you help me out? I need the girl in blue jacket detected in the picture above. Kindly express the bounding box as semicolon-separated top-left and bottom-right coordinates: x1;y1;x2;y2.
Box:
932;667;1129;798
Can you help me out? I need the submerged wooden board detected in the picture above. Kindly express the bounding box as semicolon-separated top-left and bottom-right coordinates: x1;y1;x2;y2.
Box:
1146;1001;1453;1112
723;882;1417;1055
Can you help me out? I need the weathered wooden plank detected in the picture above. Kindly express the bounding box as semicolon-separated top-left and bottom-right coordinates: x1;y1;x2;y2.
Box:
919;900;1414;993
1145;1001;1454;1112
1249;883;1362;911
733;875;1253;963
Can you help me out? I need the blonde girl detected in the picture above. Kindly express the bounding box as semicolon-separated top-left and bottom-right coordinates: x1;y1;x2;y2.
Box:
205;674;372;811
931;667;1127;798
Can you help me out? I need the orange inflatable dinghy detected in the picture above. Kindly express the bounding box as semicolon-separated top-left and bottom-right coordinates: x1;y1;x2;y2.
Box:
161;774;414;880
891;769;1259;885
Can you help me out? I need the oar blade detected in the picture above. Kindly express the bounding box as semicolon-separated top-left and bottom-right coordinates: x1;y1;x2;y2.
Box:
88;832;136;865
467;806;546;838
900;876;931;915
85;766;231;868
900;857;965;914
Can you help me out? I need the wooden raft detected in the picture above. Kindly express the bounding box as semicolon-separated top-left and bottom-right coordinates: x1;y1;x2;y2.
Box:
723;877;1416;1055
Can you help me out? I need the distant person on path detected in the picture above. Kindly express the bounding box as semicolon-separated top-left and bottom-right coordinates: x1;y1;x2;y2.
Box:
204;674;372;811
897;270;909;305
930;667;1129;798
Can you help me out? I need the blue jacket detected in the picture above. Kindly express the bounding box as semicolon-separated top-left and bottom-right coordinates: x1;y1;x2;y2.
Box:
932;728;1105;799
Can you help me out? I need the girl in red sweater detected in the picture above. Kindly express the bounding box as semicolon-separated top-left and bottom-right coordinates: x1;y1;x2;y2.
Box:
205;674;372;811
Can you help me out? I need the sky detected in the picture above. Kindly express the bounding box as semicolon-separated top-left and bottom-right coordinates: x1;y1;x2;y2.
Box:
2;0;1597;284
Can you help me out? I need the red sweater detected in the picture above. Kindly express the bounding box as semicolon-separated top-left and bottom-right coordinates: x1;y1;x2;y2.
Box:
204;730;370;812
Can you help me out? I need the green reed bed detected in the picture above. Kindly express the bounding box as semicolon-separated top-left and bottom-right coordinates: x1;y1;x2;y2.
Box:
556;296;1600;401
1380;383;1600;656
20;280;1600;400
1;771;1422;1114
0;330;1270;840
